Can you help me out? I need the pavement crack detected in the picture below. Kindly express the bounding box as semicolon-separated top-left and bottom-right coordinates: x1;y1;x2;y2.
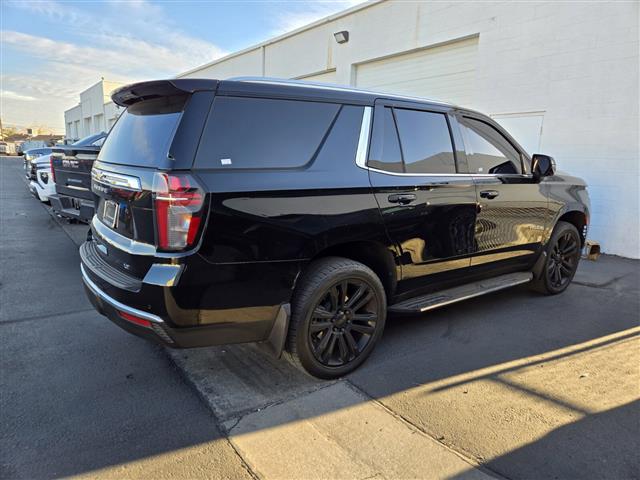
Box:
227;438;262;480
573;272;633;289
1;308;95;325
343;380;510;480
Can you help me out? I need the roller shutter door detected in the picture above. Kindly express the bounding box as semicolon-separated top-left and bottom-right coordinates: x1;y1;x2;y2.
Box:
355;37;479;105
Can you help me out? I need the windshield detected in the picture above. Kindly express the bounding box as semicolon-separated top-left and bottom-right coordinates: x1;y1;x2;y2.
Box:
97;95;186;168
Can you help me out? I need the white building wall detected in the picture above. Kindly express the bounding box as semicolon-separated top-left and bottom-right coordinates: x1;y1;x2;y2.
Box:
181;0;639;258
64;104;82;140
104;101;122;130
64;80;124;140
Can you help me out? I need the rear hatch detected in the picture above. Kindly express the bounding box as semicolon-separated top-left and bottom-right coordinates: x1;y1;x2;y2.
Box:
51;146;99;200
89;80;216;278
51;133;106;201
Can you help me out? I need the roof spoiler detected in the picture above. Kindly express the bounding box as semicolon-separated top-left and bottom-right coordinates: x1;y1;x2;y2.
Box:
111;79;219;107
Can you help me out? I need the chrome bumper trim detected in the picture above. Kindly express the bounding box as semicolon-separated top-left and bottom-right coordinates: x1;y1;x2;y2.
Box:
92;216;157;256
81;263;164;324
143;264;184;287
91;216;197;259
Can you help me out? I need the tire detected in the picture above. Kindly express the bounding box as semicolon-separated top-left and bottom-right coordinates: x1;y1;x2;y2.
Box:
285;256;387;379
531;221;581;295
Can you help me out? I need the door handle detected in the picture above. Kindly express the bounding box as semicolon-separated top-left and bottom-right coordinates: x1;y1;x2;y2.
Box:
480;190;500;199
388;193;416;205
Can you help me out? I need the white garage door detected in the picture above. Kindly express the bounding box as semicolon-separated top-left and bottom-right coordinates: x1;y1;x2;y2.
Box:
491;113;545;156
355;36;479;106
296;70;337;84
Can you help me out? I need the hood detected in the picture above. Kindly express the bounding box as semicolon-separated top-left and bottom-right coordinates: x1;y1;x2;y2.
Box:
550;170;588;187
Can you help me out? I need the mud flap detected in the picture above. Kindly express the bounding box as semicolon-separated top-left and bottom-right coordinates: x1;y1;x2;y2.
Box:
532;250;548;280
258;303;291;358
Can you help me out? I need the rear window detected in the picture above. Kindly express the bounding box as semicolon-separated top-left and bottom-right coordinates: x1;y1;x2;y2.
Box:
195;96;340;169
393;108;456;174
98;96;186;167
368;107;403;173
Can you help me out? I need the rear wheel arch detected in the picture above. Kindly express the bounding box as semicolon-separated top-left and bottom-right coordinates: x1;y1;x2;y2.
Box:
307;241;397;299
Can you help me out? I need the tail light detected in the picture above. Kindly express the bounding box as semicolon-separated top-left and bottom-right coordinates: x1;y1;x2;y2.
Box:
152;172;205;251
50;156;56;183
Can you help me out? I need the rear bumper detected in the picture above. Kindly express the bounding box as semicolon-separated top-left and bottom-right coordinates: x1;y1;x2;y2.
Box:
29;179;55;202
50;194;94;222
81;263;287;348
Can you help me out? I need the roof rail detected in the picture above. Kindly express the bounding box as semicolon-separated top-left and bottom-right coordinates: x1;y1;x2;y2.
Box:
228;76;453;107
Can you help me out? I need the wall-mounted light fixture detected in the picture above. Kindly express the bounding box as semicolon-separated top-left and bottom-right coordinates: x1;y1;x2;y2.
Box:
333;31;349;44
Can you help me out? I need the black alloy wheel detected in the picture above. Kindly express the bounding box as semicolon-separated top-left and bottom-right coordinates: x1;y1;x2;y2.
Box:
308;279;378;367
548;230;580;289
285;257;386;379
531;221;582;295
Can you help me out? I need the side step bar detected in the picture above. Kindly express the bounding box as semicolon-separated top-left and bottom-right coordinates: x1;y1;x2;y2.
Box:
388;272;533;314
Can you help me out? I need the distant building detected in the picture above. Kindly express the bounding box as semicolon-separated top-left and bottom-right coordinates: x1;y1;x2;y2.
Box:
63;80;124;140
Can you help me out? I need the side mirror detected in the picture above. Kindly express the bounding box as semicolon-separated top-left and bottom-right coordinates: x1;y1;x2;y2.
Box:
531;154;555;181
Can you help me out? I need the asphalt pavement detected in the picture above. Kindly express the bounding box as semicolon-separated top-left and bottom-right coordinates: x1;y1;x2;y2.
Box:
0;157;252;479
1;155;638;480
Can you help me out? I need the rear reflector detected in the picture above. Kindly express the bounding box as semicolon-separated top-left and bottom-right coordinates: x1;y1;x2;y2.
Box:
153;173;205;251
118;310;152;328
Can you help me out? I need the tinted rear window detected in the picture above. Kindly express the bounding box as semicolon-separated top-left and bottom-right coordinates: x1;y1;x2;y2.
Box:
394;109;456;174
98;96;185;167
195;96;340;169
368;107;403;173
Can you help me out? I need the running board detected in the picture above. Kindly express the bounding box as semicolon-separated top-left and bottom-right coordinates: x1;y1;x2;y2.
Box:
388;272;533;314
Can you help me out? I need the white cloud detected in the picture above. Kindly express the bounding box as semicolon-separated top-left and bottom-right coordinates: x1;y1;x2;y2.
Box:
1;90;38;102
2;30;225;80
1;0;227;130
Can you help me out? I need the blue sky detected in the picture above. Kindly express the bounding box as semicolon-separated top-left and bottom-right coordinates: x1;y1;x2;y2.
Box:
1;0;361;131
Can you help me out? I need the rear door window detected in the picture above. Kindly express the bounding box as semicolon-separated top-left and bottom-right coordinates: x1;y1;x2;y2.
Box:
393;109;456;174
195;97;340;169
460;117;522;174
98;95;186;167
368;107;403;173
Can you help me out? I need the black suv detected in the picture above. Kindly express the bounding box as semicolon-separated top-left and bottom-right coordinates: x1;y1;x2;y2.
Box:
80;78;589;378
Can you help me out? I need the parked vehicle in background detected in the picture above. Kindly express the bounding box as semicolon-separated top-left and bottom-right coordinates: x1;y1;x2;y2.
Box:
27;154;56;203
20;139;54;153
0;141;17;155
50;132;107;222
80;79;590;379
23;147;54;177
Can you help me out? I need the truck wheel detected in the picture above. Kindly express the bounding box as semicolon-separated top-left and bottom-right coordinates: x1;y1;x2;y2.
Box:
285;257;386;379
531;221;581;295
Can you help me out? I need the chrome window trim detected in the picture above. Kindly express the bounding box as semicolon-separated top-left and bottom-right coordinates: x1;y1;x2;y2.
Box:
366;166;533;179
91;168;142;191
81;264;164;324
355;107;372;170
355;104;534;180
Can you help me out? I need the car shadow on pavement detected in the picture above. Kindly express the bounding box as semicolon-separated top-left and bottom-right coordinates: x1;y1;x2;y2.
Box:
448;399;640;480
169;273;639;479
